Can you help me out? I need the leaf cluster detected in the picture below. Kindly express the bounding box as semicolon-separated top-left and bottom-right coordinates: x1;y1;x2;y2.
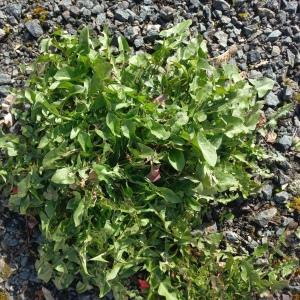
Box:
0;22;296;299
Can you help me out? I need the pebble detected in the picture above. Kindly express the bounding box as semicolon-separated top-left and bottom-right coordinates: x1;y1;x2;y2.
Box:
282;86;293;101
213;0;230;11
271;45;280;56
0;73;11;85
134;37;144;48
225;231;240;243
284;1;298;14
254;207;277;227
277;135;293;151
5;4;22;20
25;19;44;38
0;28;6;41
261;184;273;200
258;7;275;18
265;92;280;107
247;50;261;64
274;191;290;204
267;30;282;42
114;8;132;22
95;13;106;27
92;4;104;15
214;30;228;48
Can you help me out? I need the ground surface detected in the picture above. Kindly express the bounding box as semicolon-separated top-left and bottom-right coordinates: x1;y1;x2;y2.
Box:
0;0;299;299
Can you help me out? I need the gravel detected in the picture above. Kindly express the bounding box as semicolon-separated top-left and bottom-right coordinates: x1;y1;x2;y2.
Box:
0;0;299;299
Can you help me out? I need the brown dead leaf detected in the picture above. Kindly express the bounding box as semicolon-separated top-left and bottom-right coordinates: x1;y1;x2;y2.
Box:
0;258;14;280
2;94;16;112
26;215;38;230
211;45;238;66
0;113;13;127
147;165;161;183
42;287;55;300
153;95;166;107
265;131;277;144
257;112;267;128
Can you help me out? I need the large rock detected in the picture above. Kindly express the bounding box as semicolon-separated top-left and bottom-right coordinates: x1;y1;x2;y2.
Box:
25;19;44;38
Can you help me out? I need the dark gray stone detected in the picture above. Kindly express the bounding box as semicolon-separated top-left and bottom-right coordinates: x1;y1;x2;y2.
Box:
274;191;290;203
286;49;295;67
0;86;10;96
267;30;282;42
190;0;201;8
261;184;273;201
282;86;293;100
243;26;256;38
213;0;230;11
277;135;293;151
6;4;22;20
294;33;300;43
134;37;144;48
258;7;275;18
247;50;261;64
95;13;106;26
214;30;228;48
92;4;104;15
225;231;239;243
265;92;280;107
254;207;277;227
82;7;91;17
69;6;80;17
115;8;132;22
25;19;44;38
59;0;72;10
284;1;298;13
0;73;11;85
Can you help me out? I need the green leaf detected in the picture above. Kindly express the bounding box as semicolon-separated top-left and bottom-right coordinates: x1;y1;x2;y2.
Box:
106;112;120;137
106;264;121;281
78;26;90;54
160;20;192;38
158;280;178;300
168;149;185;172
54;68;73;81
77;132;92;152
196;132;218;167
73;200;84;227
159;187;181;203
150;123;170;140
51;167;75;185
249;77;274;98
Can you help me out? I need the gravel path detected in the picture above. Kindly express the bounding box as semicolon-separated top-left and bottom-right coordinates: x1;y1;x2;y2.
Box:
0;0;299;299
